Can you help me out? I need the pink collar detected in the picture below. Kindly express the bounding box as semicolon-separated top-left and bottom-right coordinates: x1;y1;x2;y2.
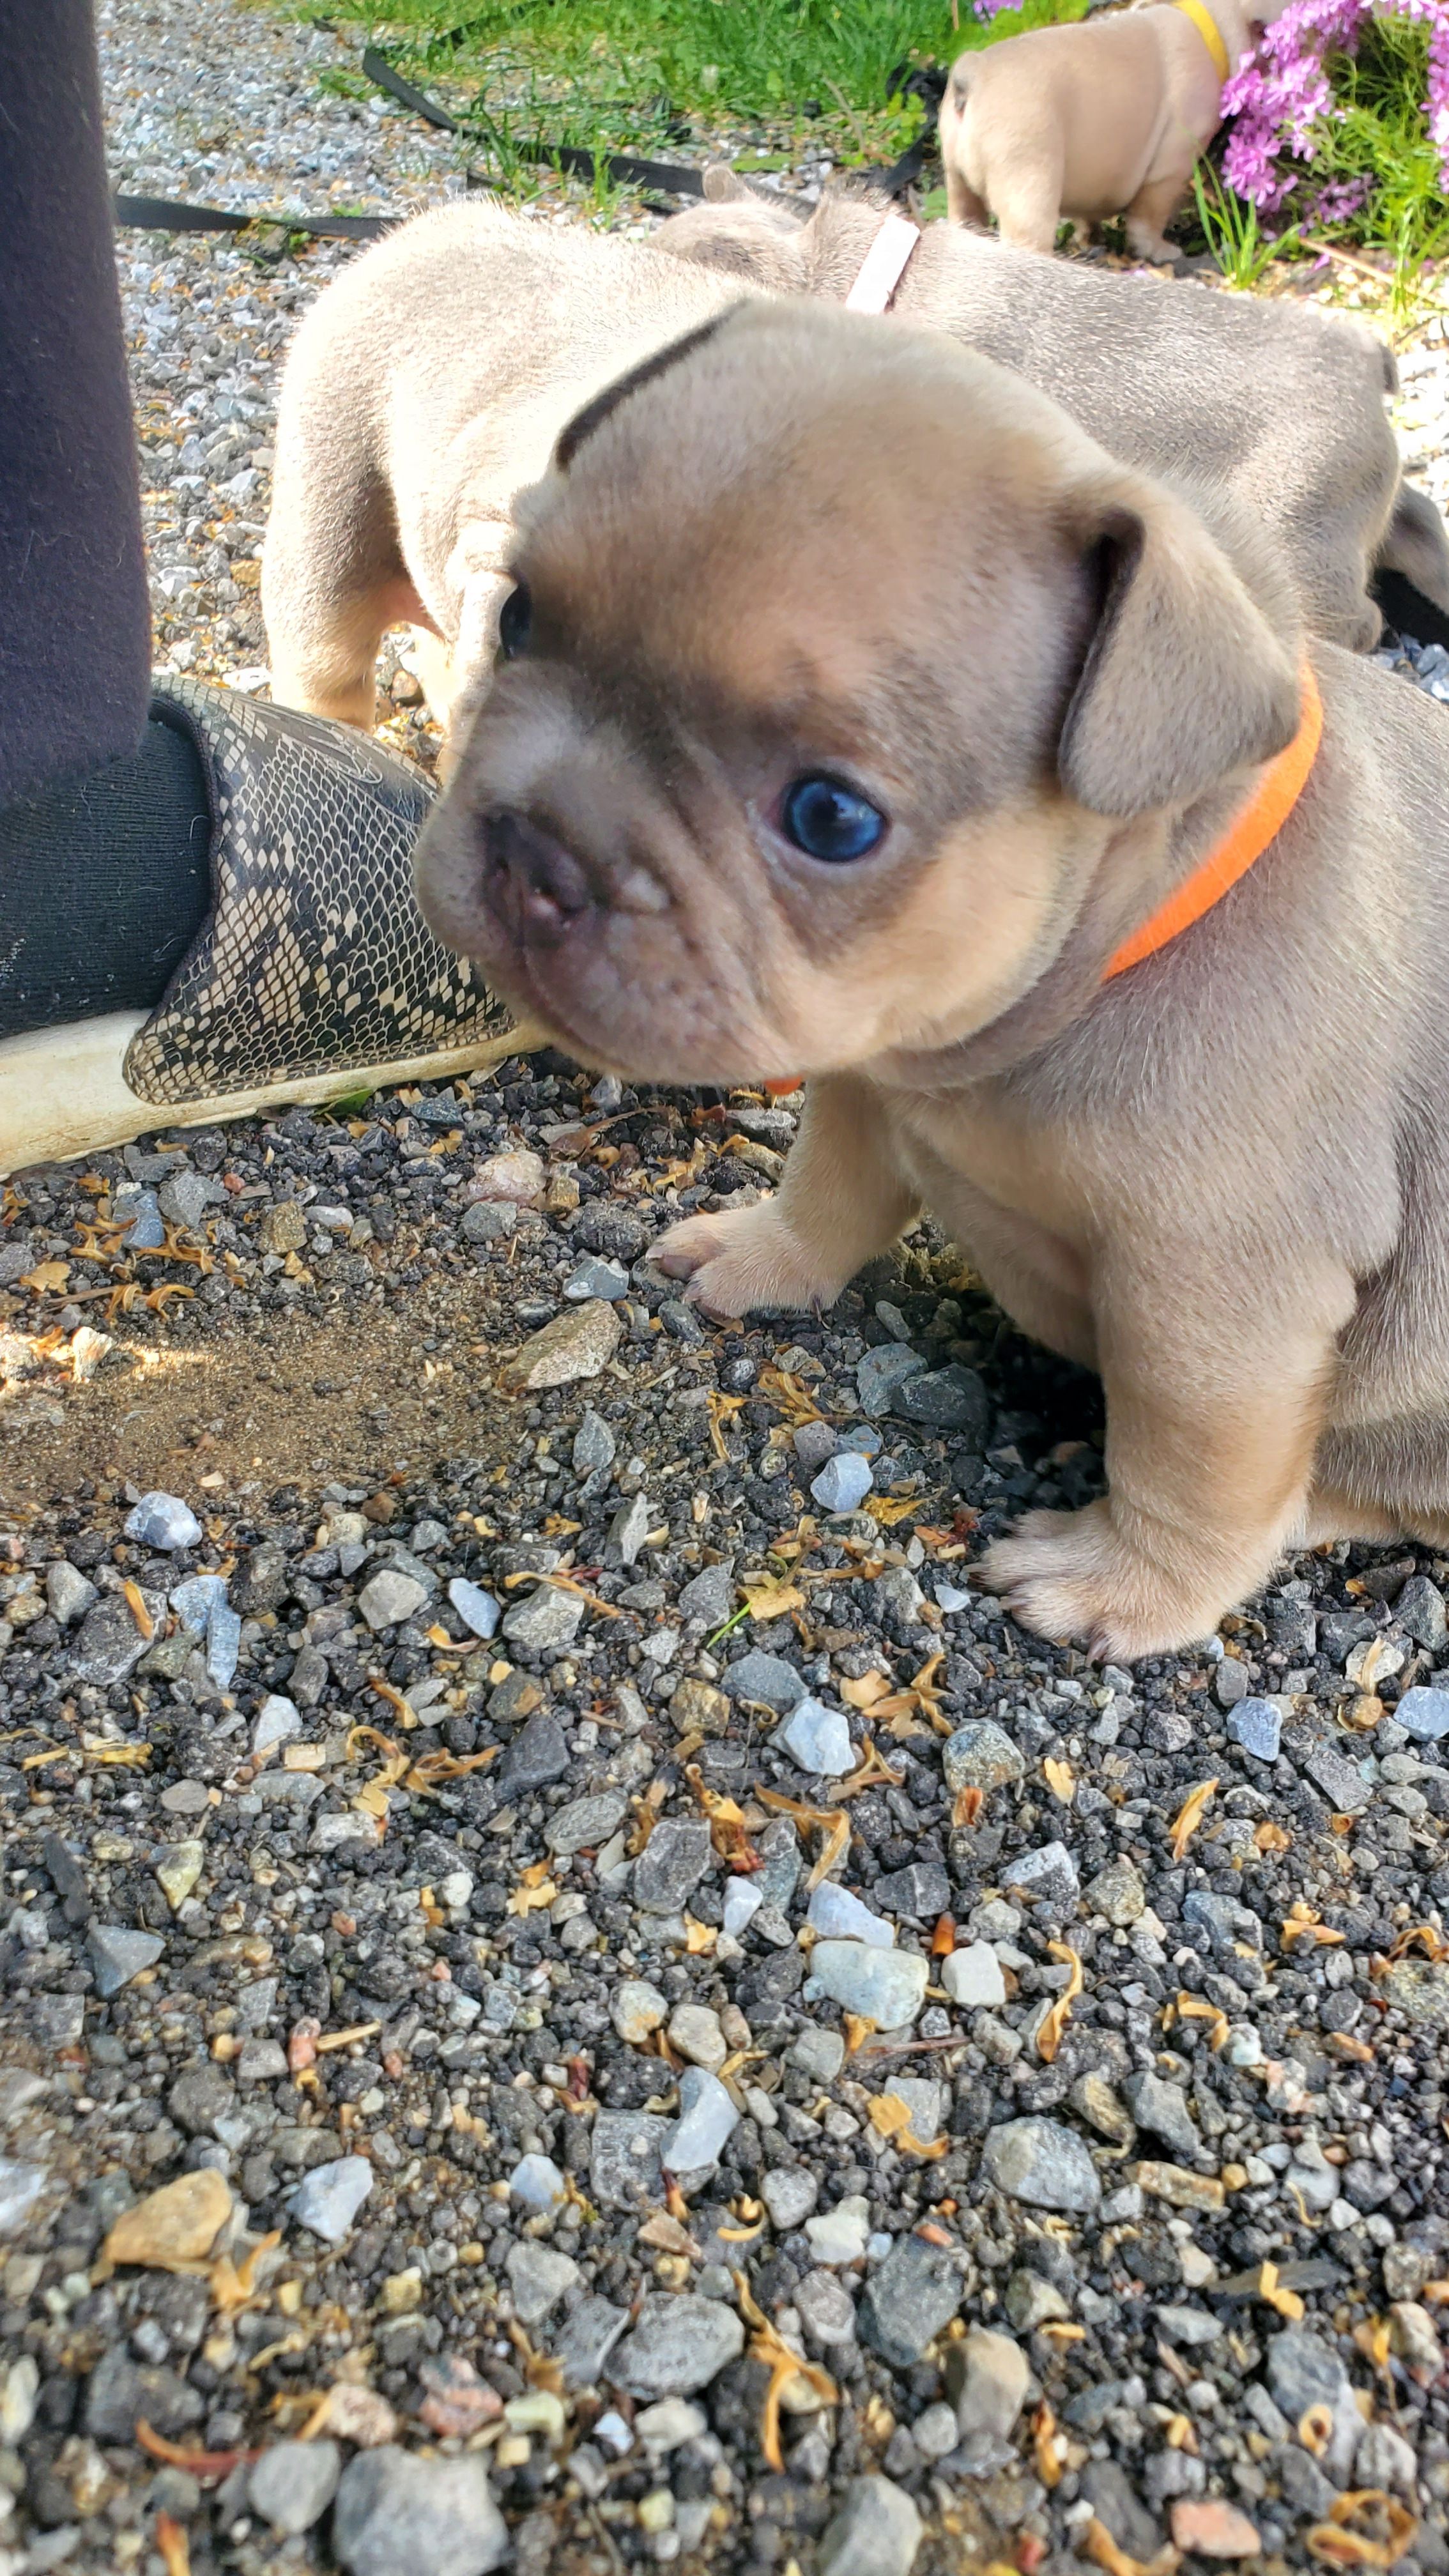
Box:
844;211;921;314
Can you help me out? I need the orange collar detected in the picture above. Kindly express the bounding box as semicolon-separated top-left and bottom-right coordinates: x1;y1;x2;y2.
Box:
765;666;1321;1092
1101;664;1322;981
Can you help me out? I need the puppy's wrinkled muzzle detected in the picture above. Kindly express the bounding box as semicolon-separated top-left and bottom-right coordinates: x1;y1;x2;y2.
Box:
483;807;595;947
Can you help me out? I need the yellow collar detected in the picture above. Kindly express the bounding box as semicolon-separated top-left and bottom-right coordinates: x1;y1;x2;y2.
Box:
1173;0;1230;82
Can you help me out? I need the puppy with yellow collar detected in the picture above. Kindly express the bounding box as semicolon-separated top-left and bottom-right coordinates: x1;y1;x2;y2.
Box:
417;302;1449;1663
939;0;1261;261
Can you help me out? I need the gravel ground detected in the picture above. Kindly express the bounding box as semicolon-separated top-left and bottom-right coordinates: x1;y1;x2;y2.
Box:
3;6;1449;2574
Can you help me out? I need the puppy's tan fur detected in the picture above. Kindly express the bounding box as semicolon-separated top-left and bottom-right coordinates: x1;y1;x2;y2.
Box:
938;0;1265;260
261;185;1449;760
415;302;1449;1661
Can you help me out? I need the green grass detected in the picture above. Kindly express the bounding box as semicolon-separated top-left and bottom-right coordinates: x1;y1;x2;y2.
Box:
307;0;1086;173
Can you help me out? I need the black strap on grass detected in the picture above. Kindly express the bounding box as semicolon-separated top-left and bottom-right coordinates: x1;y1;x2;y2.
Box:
111;44;940;245
360;45;704;197
114;192;393;241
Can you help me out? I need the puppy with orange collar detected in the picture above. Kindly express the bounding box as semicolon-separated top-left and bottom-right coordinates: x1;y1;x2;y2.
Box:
939;0;1266;259
417;302;1449;1662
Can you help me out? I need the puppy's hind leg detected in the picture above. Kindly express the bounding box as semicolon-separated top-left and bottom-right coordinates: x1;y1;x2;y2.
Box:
654;1073;919;1319
264;364;422;730
1123;172;1188;264
945;165;990;228
988;162;1068;257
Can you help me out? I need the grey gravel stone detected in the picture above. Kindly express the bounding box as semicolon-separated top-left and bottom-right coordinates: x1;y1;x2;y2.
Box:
72;1595;151;1686
808;1882;894;1946
1395;1575;1446;1648
874;1862;949;1917
956;2326;1031;2439
818;2475;923;2576
1381;1958;1449;2028
857;1345;928;1416
1085;1857;1146;1925
555;2294;630;2388
572;1408;617;1473
447;1575;500;1639
761;2167;818;2230
45;1561;96;1625
158;1169;222;1230
1002;1838;1079;1908
611;2293;745;2396
565;1255;629;1301
289;2154;373;2245
505;2241;580;2326
591;2109;668;2209
665;2067;739;2170
610;1979;668;2043
632;1816;711;1912
501;1581;585;1650
942;1721;1025;1792
252;1692;300;1757
727;1648;806;1710
495;1710;569;1797
808;1941;928;2028
123;1490;202;1550
1156;2304;1223;2349
85;2347;203;2445
502;1298;622;1390
606;1492;652;1568
797;2268;858;2347
1122;2071;1200;2159
0;2161;47;2237
334;2448;507;2576
250;2439;341;2536
1230;1697;1282;1761
890;1363;988;1438
812;1452;874;1514
859;2231;963;2366
1264;2329;1361;2478
941;1942;1006;2008
1304;1740;1371;1813
982;2118;1102;2212
356;1567;429;1632
678;1560;734;1625
88;1923;164;1997
1394;1685;1449;1742
778;1696;853;1775
546;1791;627;1856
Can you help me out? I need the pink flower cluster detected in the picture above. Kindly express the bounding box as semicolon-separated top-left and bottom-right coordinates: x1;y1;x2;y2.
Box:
1219;0;1449;208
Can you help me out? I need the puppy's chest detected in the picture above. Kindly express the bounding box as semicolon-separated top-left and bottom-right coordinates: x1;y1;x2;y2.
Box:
885;1090;1092;1292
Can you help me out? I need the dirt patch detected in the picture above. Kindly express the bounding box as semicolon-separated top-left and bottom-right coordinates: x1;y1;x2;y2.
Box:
0;1275;519;1515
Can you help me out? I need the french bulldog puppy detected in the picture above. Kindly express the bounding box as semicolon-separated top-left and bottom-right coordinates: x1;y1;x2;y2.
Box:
937;0;1267;261
263;185;1449;770
415;302;1449;1660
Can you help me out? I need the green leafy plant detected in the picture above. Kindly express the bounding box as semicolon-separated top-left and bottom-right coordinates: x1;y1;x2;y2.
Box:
1191;163;1300;287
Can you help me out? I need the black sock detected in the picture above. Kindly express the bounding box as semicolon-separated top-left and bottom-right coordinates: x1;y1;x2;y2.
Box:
0;710;212;1041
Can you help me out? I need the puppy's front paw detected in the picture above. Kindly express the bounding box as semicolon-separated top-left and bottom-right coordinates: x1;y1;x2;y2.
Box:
653;1203;843;1321
978;1499;1233;1662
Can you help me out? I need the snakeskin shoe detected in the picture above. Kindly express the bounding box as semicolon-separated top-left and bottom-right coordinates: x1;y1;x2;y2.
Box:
0;678;538;1175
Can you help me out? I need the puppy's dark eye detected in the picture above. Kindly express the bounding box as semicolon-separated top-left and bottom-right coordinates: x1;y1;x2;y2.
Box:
498;582;532;661
779;772;886;864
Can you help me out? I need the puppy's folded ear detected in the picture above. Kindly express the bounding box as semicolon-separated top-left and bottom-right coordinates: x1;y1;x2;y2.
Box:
1059;486;1301;818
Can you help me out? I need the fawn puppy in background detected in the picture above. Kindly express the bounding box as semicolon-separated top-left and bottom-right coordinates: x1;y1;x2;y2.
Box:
938;0;1267;259
261;188;1449;774
415;302;1449;1661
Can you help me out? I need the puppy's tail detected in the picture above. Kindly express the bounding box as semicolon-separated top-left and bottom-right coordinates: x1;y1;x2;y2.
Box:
1378;478;1449;618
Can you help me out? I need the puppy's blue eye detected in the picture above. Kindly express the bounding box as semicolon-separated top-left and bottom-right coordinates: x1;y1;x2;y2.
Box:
780;772;885;864
498;583;532;660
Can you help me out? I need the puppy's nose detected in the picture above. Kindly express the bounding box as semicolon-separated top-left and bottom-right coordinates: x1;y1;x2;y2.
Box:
483;808;595;943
